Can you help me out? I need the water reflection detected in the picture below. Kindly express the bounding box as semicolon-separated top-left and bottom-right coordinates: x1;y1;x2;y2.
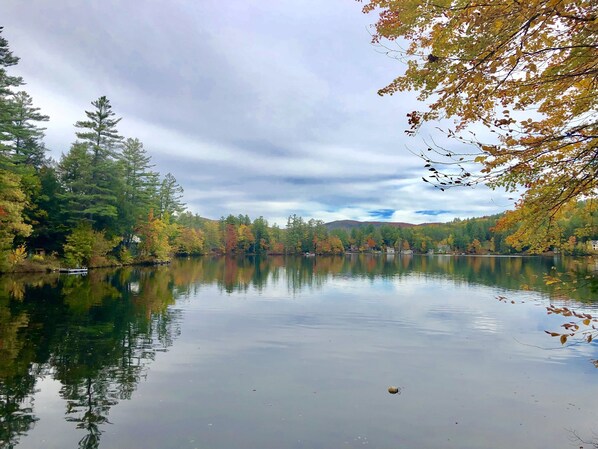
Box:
173;254;597;301
0;268;181;448
0;255;596;448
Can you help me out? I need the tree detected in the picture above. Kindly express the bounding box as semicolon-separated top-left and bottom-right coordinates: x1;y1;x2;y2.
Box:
9;91;49;168
268;224;284;254
202;219;223;253
158;173;185;220
360;0;598;252
29;166;67;252
252;216;270;253
0;90;50;244
237;224;255;253
224;224;238;254
136;210;171;261
58;143;94;225
173;227;205;255
75;96;122;161
0;170;31;271
0;29;53;259
72;96;123;230
285;214;306;253
0;27;24;170
63;222;120;268
118;138;159;244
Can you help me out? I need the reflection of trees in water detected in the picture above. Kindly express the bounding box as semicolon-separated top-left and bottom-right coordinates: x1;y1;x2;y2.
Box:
0;373;38;449
0;278;44;449
0;267;181;448
54;269;181;448
170;255;596;300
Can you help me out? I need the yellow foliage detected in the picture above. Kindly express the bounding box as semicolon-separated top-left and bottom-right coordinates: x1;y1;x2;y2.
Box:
8;245;27;267
360;0;598;251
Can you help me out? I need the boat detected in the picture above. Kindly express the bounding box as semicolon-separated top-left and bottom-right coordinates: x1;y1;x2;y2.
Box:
58;267;89;274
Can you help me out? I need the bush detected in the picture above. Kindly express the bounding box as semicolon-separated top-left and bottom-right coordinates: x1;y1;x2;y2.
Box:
63;222;121;267
31;254;45;263
119;247;134;265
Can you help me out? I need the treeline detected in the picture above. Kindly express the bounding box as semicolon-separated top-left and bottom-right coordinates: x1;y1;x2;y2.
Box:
327;203;597;256
175;213;343;256
171;204;598;258
328;217;507;254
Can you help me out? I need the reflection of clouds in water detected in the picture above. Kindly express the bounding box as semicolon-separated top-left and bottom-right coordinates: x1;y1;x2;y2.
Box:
471;313;502;334
129;281;140;294
24;376;75;446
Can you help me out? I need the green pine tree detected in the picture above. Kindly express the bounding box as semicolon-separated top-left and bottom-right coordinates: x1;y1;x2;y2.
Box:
71;96;124;231
119;137;159;244
158;172;185;220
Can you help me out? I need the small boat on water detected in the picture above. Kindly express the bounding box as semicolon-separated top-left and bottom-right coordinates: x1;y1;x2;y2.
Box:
58;267;88;274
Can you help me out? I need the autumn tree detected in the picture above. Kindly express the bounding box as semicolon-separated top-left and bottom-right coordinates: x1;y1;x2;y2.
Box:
173;227;205;255
63;222;120;268
0;29;35;267
136;210;171;261
0;171;31;271
224;224;238;254
360;0;598;252
237;224;255;253
7;91;52;239
202;220;223;253
269;224;285;254
328;235;345;254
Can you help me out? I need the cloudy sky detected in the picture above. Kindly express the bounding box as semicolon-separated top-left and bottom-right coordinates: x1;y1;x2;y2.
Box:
1;0;514;226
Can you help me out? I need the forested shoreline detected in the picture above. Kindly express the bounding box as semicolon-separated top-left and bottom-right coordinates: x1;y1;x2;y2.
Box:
1;28;596;273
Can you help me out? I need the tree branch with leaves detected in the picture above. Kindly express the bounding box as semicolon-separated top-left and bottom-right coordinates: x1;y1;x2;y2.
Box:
360;0;598;252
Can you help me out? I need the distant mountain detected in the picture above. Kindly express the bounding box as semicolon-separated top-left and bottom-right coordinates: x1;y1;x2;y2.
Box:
324;220;426;231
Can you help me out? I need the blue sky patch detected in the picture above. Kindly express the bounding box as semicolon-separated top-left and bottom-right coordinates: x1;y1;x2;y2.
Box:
415;210;451;216
368;209;395;219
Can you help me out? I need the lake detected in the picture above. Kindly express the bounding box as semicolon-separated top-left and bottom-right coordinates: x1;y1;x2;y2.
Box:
1;255;597;449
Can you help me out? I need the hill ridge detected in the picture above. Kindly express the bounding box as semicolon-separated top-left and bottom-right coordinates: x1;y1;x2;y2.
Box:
324;219;433;231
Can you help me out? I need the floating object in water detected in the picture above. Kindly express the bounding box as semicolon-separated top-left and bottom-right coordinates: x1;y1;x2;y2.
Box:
388;386;400;394
58;267;88;274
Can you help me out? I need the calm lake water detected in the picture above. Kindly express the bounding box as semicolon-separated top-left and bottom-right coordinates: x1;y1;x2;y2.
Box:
1;255;598;449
